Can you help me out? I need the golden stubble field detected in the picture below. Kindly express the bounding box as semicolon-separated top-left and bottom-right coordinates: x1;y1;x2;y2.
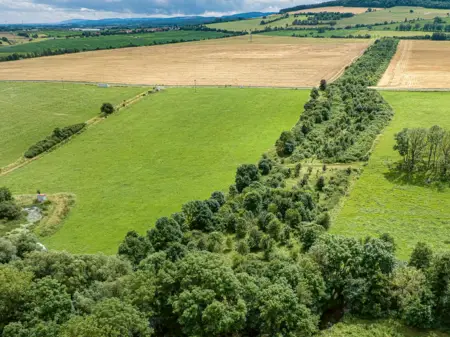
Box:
0;35;371;87
379;40;450;89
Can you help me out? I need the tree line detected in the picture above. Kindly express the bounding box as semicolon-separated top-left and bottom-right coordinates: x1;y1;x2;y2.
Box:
394;125;450;180
275;38;398;163
4;38;450;336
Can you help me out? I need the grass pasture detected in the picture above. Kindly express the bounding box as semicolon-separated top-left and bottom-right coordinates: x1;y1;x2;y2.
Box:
0;87;310;254
379;40;450;89
334;92;450;259
206;14;307;32
337;6;450;27
291;6;383;14
0;30;230;55
0;36;371;88
0;82;146;168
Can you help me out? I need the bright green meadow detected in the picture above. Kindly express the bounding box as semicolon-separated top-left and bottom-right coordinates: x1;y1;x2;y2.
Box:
0;87;309;254
337;6;450;27
335;92;450;259
0;82;146;168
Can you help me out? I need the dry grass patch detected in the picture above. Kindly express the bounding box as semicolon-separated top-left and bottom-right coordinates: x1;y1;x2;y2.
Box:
291;6;383;14
0;36;371;88
379;40;450;89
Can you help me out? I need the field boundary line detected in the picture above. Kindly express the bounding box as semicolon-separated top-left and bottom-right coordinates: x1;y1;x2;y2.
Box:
329;39;375;84
0;88;155;177
0;80;313;90
370;87;450;92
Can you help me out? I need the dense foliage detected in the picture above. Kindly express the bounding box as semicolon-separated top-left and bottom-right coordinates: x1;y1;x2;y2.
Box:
394;125;450;180
0;187;21;221
24;123;86;159
4;38;450;336
276;38;398;163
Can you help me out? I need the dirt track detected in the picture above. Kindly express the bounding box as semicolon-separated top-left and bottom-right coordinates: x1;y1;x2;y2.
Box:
379;40;450;89
0;36;370;88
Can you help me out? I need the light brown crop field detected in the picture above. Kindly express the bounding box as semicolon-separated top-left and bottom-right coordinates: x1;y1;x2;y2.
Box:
291;6;383;14
0;35;371;88
378;40;450;89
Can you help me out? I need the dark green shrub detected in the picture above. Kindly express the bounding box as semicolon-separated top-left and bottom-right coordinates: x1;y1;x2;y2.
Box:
0;201;21;220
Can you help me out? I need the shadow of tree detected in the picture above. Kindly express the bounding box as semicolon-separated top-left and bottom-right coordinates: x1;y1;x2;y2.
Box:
383;161;449;192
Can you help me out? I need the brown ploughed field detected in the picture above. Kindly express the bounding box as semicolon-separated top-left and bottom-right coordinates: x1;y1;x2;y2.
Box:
379;40;450;89
0;35;371;88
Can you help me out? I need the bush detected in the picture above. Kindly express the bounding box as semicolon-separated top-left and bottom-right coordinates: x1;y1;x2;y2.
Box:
101;103;115;115
24;123;86;159
0;201;21;220
0;187;13;203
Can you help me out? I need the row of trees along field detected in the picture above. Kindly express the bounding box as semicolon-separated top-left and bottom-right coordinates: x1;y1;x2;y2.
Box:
3;38;450;336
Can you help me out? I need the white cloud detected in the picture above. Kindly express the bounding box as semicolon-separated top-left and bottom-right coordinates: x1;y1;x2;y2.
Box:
0;0;318;23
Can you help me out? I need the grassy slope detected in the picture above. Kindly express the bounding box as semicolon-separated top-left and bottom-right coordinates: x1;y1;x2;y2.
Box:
0;88;309;254
337;6;450;27
334;92;450;260
260;29;430;38
0;82;146;168
0;31;229;54
207;15;307;32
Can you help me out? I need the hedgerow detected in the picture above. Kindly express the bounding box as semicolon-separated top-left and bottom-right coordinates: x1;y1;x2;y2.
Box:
5;38;450;337
24;123;86;159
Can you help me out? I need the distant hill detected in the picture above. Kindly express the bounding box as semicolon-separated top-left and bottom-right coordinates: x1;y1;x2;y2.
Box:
59;12;276;27
280;0;450;12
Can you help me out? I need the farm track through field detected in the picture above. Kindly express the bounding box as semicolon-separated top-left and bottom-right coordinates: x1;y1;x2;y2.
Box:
0;88;153;177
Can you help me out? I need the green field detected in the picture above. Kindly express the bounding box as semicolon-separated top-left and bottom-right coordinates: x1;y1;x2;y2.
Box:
0;31;230;55
260;27;430;38
0;82;146;168
321;318;449;336
337;6;450;27
335;92;450;259
207;15;307;32
0;87;309;254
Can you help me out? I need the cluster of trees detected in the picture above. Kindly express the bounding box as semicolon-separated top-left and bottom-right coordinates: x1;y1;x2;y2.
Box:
0;187;21;221
275;38;398;163
394;126;450;180
292;12;354;26
396;17;450;32
3;35;450;336
3;204;450;335
260;14;290;25
24;123;86;159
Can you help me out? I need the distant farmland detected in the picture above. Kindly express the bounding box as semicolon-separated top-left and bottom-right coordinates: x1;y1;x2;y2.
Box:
0;35;371;87
0;87;310;254
0;30;231;56
379;40;450;89
336;6;450;27
291;6;382;14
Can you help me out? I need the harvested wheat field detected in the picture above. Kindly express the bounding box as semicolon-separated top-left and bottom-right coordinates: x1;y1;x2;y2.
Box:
0;35;371;87
291;6;383;14
379;40;450;89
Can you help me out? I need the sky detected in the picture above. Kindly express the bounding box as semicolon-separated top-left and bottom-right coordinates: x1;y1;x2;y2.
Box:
0;0;322;24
